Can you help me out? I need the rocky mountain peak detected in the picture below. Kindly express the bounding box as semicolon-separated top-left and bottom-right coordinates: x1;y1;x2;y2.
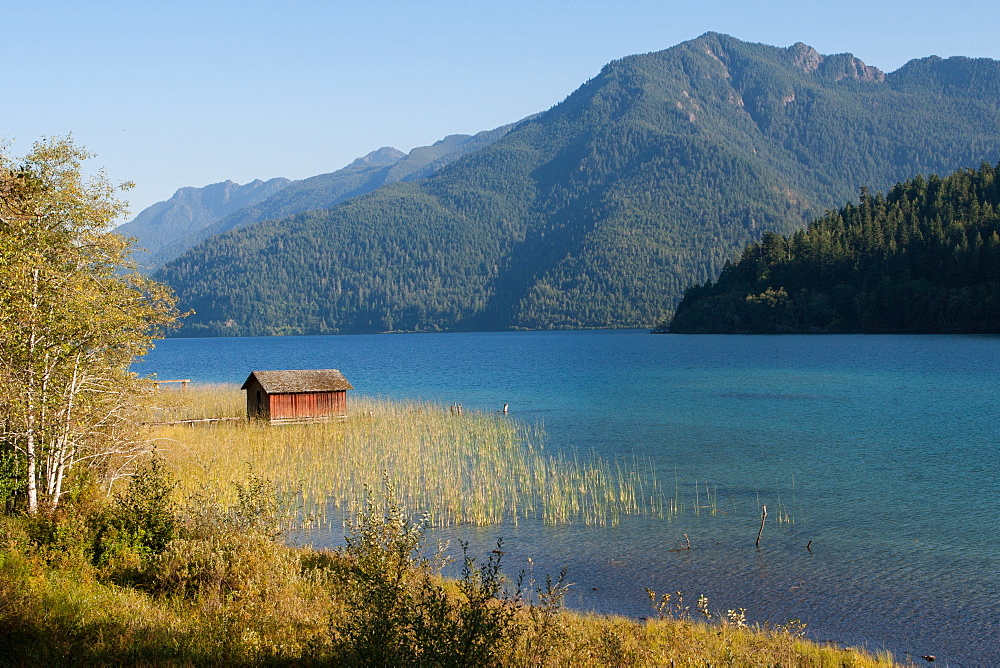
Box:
789;42;823;73
348;146;406;169
786;42;885;82
845;56;885;82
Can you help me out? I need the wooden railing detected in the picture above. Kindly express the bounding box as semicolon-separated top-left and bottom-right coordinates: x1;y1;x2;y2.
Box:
153;379;191;390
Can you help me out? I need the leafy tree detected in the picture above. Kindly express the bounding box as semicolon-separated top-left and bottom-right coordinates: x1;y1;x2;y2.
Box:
0;137;181;513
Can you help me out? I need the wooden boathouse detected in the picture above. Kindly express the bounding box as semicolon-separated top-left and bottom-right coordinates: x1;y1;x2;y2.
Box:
241;369;353;424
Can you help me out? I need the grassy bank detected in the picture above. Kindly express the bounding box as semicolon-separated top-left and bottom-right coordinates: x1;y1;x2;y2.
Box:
0;490;897;666
0;388;900;665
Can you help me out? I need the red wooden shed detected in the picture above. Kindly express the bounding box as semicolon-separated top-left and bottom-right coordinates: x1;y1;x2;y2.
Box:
241;369;353;424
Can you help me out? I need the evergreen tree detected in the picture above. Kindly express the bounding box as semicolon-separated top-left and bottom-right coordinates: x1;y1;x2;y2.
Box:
667;162;1000;333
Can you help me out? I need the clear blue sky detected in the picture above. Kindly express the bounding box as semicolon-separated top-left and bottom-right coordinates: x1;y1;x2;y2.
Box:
3;0;999;220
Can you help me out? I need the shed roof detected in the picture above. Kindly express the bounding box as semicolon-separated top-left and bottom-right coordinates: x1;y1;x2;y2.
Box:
241;369;354;394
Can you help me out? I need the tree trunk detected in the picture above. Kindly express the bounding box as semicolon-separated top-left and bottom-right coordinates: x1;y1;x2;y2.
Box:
25;269;40;513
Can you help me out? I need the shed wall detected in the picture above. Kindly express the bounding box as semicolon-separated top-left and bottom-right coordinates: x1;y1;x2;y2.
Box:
269;390;346;422
244;377;268;419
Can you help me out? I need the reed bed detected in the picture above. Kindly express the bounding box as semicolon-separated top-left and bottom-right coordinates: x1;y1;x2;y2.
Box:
148;387;668;528
147;386;799;531
146;383;245;422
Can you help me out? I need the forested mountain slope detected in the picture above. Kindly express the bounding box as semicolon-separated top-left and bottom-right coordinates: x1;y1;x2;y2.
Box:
156;32;1000;336
125;125;518;272
118;177;292;271
189;124;521;256
667;162;1000;333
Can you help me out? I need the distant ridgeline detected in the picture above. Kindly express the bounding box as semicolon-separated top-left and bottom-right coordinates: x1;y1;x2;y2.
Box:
122;125;519;274
666;162;1000;333
155;33;1000;336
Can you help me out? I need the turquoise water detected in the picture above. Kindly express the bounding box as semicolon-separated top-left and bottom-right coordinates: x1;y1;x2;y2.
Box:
139;331;1000;665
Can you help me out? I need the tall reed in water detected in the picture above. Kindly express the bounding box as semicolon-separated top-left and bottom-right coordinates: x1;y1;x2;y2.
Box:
148;386;667;528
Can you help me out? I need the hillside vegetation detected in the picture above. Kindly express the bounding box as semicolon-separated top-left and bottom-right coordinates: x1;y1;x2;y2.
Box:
667;162;1000;333
156;33;1000;335
123;124;519;272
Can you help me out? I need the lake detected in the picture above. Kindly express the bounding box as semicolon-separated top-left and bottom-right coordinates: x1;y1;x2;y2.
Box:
138;330;1000;665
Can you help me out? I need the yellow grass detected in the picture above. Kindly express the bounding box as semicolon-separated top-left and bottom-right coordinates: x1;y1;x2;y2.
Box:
0;536;900;666
514;612;899;667
148;386;667;528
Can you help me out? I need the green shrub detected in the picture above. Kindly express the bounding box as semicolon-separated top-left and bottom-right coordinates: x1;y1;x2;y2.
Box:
111;454;177;554
413;540;524;667
333;481;524;666
178;469;298;542
150;531;300;601
22;502;98;572
91;454;177;583
520;565;570;664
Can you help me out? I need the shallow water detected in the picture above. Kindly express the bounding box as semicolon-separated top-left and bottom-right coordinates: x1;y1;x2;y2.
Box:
140;330;1000;665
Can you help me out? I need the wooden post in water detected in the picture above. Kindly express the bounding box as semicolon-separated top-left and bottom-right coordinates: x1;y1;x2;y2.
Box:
756;504;767;548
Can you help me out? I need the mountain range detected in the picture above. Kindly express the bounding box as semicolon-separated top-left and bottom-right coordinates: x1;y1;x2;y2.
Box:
146;33;1000;335
121;124;520;272
118;177;292;271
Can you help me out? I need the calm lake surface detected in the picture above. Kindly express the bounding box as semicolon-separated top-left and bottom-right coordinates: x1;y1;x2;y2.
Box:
139;331;1000;665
